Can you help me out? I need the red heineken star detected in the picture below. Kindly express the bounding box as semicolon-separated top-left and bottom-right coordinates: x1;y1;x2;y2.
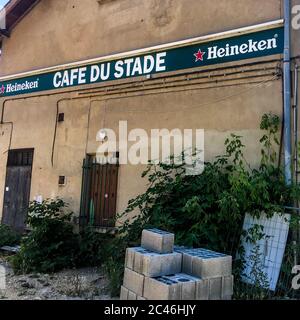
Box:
194;49;206;62
0;85;5;94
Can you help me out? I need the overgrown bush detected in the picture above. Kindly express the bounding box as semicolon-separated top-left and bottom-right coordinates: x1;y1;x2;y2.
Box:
102;113;300;297
10;200;114;274
10;199;78;274
76;227;114;267
0;224;21;247
104;256;125;297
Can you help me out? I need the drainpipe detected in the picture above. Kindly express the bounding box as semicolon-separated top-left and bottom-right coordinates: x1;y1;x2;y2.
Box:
283;0;292;185
294;64;299;184
293;63;300;265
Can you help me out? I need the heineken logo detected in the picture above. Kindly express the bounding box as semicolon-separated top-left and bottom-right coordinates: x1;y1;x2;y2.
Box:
0;85;5;95
194;49;206;62
0;79;39;95
193;33;278;63
0;24;284;98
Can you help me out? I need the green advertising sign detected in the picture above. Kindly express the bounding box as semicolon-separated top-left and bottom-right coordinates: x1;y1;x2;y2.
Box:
0;26;284;97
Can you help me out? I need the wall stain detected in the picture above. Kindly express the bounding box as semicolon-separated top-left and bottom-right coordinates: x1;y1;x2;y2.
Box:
147;0;182;33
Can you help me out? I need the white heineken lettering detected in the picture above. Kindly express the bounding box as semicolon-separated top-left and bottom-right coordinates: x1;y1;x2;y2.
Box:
239;43;248;54
258;40;267;50
1;26;283;98
230;45;239;56
6;80;39;93
248;40;258;53
267;38;277;49
207;35;278;60
217;47;226;58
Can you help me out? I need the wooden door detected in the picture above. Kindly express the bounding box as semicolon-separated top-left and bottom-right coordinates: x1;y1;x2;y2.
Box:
2;149;34;232
89;162;119;227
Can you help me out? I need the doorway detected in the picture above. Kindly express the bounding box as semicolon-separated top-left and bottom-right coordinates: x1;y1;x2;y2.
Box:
2;149;34;232
80;156;119;228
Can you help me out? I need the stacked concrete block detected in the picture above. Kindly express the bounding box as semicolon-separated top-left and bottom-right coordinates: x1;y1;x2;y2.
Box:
141;229;174;253
208;277;223;300
125;247;182;277
174;247;234;300
222;275;234;300
123;268;145;297
120;229;234;300
120;286;145;301
175;247;232;278
144;273;209;300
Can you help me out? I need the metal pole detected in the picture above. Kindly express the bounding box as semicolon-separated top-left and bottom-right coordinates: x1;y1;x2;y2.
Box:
294;64;299;184
283;0;292;185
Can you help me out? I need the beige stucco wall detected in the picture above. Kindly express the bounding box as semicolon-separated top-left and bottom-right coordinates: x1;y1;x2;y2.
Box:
1;0;299;224
0;0;283;76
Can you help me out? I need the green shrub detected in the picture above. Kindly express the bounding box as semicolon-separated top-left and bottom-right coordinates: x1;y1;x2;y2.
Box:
76;227;114;267
0;224;21;247
11;199;79;274
102;113;300;297
10;199;116;274
103;256;125;297
117;114;294;251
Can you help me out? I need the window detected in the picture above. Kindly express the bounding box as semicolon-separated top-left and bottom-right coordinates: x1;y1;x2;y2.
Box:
7;149;34;167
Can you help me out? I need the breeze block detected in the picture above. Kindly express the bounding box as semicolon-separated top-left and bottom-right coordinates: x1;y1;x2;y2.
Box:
141;229;174;254
123;268;145;297
222;275;234;298
175;247;232;279
120;285;147;300
125;247;182;277
143;273;209;300
120;230;234;301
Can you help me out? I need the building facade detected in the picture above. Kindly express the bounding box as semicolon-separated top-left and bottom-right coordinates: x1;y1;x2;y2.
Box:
0;0;299;231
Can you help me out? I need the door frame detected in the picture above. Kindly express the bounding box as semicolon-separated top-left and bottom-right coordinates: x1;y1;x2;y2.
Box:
1;148;34;232
79;154;119;229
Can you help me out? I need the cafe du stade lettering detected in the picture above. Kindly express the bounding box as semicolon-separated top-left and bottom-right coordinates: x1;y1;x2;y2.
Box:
0;26;284;97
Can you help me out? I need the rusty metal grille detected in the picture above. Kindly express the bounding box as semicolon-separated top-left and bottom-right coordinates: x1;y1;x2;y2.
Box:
7;149;34;167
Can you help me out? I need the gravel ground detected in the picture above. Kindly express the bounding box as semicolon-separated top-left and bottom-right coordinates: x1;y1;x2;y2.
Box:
0;254;117;300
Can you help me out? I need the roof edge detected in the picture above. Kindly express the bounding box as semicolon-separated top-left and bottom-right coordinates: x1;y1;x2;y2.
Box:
0;0;40;35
